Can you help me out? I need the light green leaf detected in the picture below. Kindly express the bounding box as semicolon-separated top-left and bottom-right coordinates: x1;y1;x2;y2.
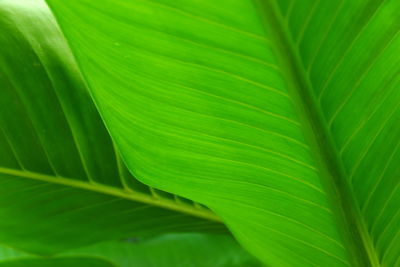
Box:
0;0;226;254
0;233;261;267
45;0;400;266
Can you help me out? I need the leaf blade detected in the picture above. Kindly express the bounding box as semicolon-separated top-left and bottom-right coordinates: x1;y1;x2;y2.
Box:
45;0;355;265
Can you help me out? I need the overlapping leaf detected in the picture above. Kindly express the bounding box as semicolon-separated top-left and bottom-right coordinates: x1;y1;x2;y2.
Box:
0;0;225;254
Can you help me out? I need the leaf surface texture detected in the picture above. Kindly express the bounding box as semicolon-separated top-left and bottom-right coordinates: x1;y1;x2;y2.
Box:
0;0;225;254
6;0;400;265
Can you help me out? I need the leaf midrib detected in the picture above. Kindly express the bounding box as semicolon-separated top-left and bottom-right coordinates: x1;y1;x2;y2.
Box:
256;1;380;266
0;166;221;222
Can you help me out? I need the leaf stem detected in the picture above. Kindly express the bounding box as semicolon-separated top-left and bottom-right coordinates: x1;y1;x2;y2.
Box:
254;1;380;266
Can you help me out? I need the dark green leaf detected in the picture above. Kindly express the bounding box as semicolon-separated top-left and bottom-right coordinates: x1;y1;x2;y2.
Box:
0;233;262;267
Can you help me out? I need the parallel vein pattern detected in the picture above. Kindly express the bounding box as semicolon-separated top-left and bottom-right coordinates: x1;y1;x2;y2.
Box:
277;0;400;266
0;0;224;254
43;0;393;265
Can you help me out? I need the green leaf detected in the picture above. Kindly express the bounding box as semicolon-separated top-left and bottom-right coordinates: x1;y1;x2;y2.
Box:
0;247;113;267
0;0;226;255
0;233;261;267
45;0;400;266
66;233;262;267
0;258;115;267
